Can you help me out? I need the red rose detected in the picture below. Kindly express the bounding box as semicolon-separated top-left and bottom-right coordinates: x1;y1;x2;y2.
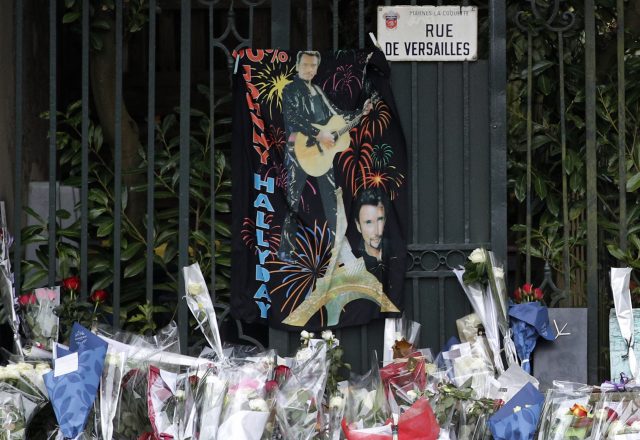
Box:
534;288;544;300
62;275;81;292
90;289;108;303
265;379;279;394
522;283;533;294
513;287;522;302
274;365;291;383
18;293;36;306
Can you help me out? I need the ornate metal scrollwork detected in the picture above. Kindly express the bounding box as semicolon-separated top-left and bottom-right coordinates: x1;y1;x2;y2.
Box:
406;249;469;272
514;0;576;34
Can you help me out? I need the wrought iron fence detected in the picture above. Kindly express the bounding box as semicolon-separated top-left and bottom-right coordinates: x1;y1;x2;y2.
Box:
10;0;511;373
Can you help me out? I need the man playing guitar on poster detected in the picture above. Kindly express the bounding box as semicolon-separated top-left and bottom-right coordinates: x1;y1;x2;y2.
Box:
278;50;372;262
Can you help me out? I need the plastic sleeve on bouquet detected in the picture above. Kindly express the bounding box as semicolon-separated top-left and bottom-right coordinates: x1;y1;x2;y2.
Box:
275;343;328;439
611;267;637;378
183;263;225;361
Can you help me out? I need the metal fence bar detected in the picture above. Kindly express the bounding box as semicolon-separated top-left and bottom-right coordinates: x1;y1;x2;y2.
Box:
558;31;570;292
489;0;508;264
306;0;312;50
146;0;157;305
617;0;627;253
178;0;192;352
208;2;216;298
81;0;89;299
271;0;290;48
584;0;599;385
48;0;57;286
332;0;338;50
113;0;123;329
13;0;23;297
411;61;419;324
358;0;364;49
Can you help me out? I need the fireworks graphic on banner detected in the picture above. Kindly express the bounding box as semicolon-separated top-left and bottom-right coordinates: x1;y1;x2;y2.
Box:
254;63;296;118
241;215;282;257
371;143;394;169
266;125;287;156
338;128;374;194
356;165;405;200
322;64;362;99
270;221;333;314
360;100;391;139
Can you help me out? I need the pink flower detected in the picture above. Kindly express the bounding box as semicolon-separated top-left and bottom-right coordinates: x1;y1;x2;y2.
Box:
522;283;533;294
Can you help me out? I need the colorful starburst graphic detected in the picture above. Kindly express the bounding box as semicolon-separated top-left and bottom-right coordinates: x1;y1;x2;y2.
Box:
322;64;362;99
360;100;391;139
253;63;296;118
372;143;394;169
338;128;374;194
269;221;333;315
266;125;286;156
241;215;282;257
355;165;405;200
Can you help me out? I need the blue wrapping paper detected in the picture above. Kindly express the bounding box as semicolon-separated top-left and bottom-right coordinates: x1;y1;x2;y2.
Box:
488;382;544;440
44;323;108;438
509;302;555;373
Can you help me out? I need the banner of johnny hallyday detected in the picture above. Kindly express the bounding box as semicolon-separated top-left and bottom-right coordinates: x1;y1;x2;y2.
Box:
231;48;407;331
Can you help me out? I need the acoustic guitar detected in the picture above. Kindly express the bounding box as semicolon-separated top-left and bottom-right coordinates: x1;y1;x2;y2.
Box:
293;96;376;177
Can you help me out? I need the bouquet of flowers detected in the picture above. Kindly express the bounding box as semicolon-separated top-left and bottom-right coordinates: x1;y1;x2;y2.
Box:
0;363;49;406
342;356;392;438
536;383;594;439
589;391;640;439
113;364;154;438
217;351;275;440
191;366;227;440
98;349;126;440
18;287;60;351
147;365;185;439
183;263;224;360
0;202;22;357
0;391;25;440
275;342;328;440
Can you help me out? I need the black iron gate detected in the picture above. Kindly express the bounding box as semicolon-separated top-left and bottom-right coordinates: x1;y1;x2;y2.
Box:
8;0;506;373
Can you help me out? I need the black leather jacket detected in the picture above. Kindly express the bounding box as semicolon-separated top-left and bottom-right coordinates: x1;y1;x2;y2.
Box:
282;76;357;139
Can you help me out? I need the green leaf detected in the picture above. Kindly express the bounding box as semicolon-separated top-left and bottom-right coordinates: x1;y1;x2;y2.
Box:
121;242;144;261
607;244;627;261
626;172;640;192
91;273;113;292
124;258;146;278
62;11;81;24
91;20;111;30
23;206;45;224
215;221;231;238
22;269;49;291
97;221;114;237
534;175;547;199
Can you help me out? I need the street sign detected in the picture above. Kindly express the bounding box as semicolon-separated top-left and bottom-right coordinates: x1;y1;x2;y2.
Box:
377;6;478;62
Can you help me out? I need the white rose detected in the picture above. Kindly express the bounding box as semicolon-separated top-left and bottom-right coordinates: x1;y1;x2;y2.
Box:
321;330;333;341
249;398;269;412
468;248;486;264
493;267;504;279
329;395;344;409
362;390;377;413
187;282;203;296
406;390;418;402
175;390;185;400
300;330;310;339
295;348;313;362
631;420;640;431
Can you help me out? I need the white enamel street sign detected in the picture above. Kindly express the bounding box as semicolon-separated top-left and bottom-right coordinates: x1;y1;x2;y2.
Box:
377;6;478;62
